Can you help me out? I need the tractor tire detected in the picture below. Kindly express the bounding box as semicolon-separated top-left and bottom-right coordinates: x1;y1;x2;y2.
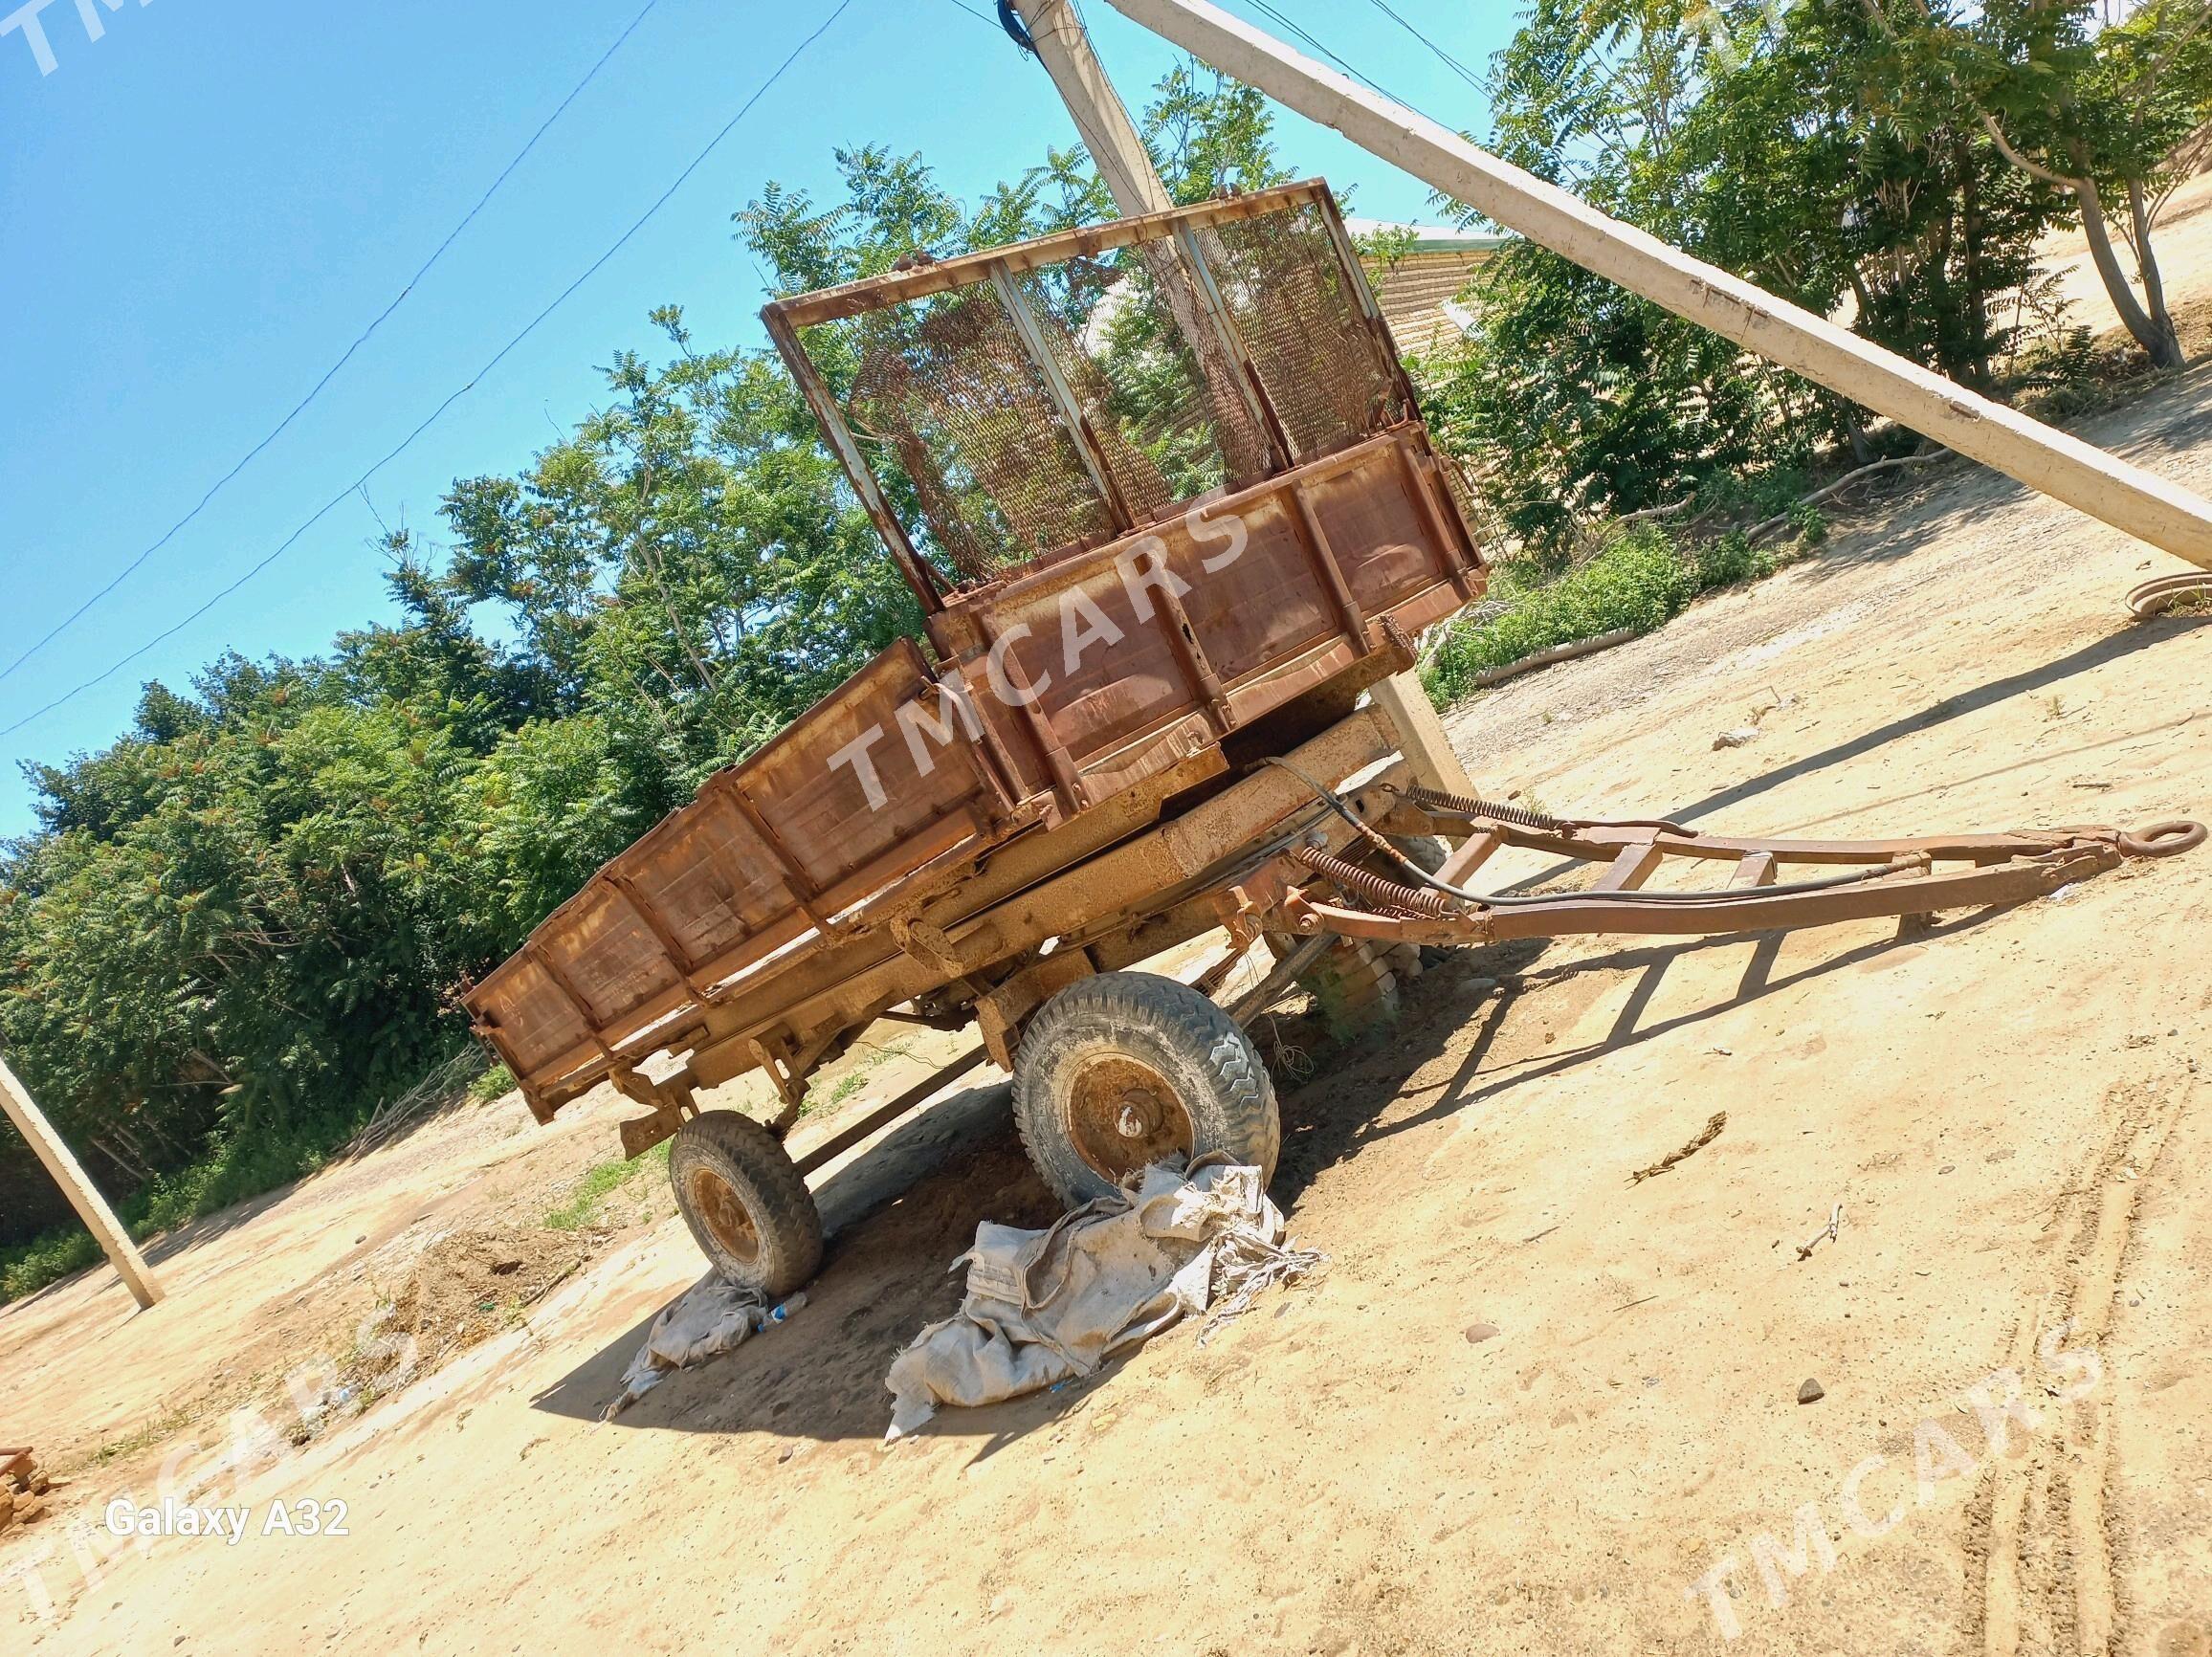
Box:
1388;832;1451;876
1013;971;1278;1209
668;1111;823;1297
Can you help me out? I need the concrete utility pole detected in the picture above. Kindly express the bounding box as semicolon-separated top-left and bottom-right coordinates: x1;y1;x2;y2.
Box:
1007;0;1477;797
0;1055;163;1310
1092;0;2212;575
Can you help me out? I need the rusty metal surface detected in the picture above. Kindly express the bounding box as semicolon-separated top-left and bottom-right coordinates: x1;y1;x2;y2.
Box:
771;181;1332;328
474;703;1405;1119
1257;784;2204;950
1197;197;1406;461
679;1164;762;1266
470;182;1487;1123
772;184;1449;596
466;432;1470;1116
951;429;1465;806
465;638;1022;1113
1061;1049;1196;1183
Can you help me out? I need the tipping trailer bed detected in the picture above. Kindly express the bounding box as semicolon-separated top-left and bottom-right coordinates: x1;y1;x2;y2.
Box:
461;181;2201;1300
464;181;1480;1131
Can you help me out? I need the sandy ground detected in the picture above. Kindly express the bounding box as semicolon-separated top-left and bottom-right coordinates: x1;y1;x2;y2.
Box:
7;223;2212;1655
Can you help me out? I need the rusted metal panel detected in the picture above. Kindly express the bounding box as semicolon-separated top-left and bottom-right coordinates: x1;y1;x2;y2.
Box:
1173;492;1340;680
470;449;1465;1111
464;638;1024;1106
953;430;1464;806
622;791;792;967
679;708;1405;1092
1303;449;1447;618
737;641;1008;895
536;883;684;1032
469;956;588;1089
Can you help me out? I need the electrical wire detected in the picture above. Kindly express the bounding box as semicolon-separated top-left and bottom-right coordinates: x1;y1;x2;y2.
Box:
1242;0;1408;105
1361;0;1484;92
0;0;664;689
0;0;858;744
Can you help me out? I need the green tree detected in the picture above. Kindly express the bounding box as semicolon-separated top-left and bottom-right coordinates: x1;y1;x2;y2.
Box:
1855;0;2212;369
1427;0;2078;546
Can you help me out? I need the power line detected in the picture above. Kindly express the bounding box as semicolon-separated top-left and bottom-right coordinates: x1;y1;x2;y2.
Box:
0;0;664;691
1362;0;1485;93
1;0;859;745
939;0;999;29
1243;0;1407;104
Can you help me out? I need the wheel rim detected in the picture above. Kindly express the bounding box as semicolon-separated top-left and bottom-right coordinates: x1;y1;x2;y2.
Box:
1062;1050;1195;1184
683;1166;761;1265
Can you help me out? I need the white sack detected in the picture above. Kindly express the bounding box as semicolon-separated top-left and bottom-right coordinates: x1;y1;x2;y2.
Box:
884;1159;1320;1439
605;1275;803;1418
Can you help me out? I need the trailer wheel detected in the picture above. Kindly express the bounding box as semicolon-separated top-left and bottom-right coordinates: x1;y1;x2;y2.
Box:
668;1111;823;1296
1013;972;1279;1208
1387;832;1450;876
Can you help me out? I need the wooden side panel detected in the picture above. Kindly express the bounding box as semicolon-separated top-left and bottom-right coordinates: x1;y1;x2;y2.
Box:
463;638;1021;1104
470;957;588;1084
741;643;1007;894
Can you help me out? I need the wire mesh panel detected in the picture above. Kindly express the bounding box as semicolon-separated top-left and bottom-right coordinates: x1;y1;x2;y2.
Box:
789;188;1409;592
1198;199;1405;461
1017;247;1277;508
843;291;1119;584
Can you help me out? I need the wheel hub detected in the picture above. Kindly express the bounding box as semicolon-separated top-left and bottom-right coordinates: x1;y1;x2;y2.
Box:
1116;1093;1161;1138
1065;1052;1193;1183
682;1166;761;1265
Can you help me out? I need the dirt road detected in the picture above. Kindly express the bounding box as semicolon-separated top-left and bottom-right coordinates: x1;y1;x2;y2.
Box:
7;334;2212;1655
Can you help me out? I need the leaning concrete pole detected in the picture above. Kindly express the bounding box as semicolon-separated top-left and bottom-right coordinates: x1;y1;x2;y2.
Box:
1094;0;2212;573
1009;0;1477;796
0;1055;163;1309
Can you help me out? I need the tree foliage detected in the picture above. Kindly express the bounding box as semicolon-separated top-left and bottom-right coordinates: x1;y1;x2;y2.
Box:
1427;0;2202;553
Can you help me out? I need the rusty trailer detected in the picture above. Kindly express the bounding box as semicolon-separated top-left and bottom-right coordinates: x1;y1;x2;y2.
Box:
462;184;2201;1299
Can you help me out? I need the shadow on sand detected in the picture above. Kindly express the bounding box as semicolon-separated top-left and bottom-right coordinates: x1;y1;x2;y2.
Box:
529;887;2024;1452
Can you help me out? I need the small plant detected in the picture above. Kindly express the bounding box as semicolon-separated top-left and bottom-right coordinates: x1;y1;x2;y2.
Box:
90;1405;194;1468
542;1139;671;1232
1785;502;1826;546
1423;530;1696;703
1423;497;1838;711
802;1037;917;1116
468;1062;516;1104
0;1229;101;1302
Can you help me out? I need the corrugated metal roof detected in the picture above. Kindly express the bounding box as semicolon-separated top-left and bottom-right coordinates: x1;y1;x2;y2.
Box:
1366;247;1497;356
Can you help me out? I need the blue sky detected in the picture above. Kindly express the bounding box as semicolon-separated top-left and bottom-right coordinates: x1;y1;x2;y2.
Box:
0;0;1510;839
